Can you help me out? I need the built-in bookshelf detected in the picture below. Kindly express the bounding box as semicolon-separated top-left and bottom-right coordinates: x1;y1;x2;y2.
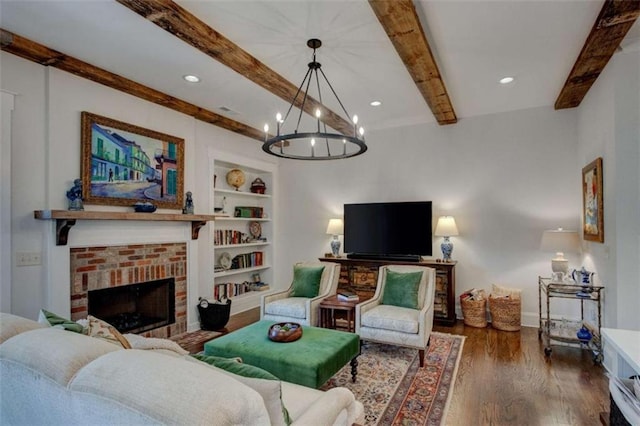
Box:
209;151;277;314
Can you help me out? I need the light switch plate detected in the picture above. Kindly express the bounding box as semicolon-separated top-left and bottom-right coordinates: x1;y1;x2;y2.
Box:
16;252;42;266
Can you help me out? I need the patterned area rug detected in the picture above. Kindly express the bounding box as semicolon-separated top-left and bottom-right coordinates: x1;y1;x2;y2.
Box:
321;332;464;425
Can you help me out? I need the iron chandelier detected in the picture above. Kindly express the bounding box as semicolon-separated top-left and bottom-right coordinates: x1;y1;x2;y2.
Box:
262;39;367;160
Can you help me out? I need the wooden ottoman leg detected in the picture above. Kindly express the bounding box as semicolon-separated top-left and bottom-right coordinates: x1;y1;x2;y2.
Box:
350;356;358;383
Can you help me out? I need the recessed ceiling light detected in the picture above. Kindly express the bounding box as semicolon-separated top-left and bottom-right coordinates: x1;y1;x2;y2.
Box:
370;100;382;107
183;75;200;83
499;76;514;84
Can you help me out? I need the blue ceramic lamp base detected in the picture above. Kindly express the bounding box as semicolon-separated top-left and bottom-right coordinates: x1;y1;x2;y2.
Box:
330;237;341;257
440;236;453;261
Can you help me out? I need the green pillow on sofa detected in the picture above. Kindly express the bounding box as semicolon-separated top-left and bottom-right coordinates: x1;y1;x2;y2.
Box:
191;353;278;380
380;270;423;309
38;309;85;334
289;265;325;298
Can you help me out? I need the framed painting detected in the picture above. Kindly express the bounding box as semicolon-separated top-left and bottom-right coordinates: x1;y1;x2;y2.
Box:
582;157;604;242
81;112;184;209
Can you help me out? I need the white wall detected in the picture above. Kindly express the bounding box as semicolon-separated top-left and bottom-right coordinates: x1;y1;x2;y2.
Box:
4;46;635;330
276;106;582;326
1;52;277;327
577;48;640;330
1;91;15;313
2;54;48;318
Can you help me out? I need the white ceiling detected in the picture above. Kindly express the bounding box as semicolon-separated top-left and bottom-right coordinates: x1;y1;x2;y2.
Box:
2;0;638;134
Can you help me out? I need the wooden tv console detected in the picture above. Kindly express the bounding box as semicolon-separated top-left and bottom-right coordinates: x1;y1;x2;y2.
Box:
318;257;457;326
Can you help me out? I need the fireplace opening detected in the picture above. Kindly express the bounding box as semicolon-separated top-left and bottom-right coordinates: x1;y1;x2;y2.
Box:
88;278;175;334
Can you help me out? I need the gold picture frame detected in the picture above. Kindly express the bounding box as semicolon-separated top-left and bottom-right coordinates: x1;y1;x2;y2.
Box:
81;112;184;209
582;157;604;242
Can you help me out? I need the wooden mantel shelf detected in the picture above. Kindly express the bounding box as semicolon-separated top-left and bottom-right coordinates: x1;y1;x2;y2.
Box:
34;210;220;246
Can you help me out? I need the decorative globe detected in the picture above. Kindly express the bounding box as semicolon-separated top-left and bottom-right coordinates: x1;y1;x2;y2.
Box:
226;168;245;191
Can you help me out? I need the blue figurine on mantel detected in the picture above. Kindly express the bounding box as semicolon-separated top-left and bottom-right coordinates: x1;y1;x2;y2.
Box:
183;191;194;215
66;179;84;211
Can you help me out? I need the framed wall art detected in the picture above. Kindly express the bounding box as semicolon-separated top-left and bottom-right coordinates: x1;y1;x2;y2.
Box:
582;157;604;242
81;112;184;209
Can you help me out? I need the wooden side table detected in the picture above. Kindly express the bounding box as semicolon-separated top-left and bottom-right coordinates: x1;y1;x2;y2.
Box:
319;296;358;332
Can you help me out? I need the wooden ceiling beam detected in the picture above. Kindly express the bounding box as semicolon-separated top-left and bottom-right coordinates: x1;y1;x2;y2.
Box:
116;0;354;135
0;29;264;141
368;0;457;125
555;0;640;109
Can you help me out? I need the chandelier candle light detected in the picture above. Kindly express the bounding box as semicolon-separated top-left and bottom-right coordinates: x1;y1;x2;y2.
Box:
434;216;459;262
326;219;344;257
540;228;580;277
262;39;367;160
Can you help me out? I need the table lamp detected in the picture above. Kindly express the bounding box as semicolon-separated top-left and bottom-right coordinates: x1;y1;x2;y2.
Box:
434;216;459;261
540;228;580;277
326;219;344;257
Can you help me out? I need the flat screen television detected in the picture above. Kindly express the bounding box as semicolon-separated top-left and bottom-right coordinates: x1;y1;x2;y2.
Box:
343;201;432;261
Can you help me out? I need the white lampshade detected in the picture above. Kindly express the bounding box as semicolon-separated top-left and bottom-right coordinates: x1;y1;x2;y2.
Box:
434;216;459;237
540;228;580;274
326;218;344;235
540;228;580;253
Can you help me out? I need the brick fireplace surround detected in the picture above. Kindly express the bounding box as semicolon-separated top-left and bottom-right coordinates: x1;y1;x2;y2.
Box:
70;243;187;338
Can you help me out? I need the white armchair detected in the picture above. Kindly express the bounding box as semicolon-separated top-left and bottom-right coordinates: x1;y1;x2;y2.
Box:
355;265;436;367
261;261;340;327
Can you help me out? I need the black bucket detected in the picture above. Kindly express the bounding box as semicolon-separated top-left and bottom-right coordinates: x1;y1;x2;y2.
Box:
197;298;231;330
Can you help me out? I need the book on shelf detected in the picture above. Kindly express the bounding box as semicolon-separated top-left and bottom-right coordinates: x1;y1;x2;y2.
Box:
213;281;269;299
250;283;270;291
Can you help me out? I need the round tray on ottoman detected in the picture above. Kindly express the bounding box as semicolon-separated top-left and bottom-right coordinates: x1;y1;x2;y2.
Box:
268;322;302;342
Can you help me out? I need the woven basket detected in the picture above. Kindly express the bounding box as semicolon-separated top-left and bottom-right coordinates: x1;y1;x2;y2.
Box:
489;295;521;331
460;297;487;328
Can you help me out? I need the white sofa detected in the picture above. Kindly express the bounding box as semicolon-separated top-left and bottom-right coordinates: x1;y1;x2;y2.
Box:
0;313;364;426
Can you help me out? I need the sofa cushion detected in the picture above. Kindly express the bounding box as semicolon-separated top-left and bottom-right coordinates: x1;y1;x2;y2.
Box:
38;309;85;334
86;315;131;349
361;305;420;334
70;349;271;425
290;265;325;298
0;327;121;386
220;369;291;425
193;353;291;425
124;333;188;356
381;270;422;309
0;312;46;343
264;297;307;319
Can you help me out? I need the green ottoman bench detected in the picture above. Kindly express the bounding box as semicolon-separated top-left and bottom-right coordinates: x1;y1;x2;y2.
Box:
204;320;359;388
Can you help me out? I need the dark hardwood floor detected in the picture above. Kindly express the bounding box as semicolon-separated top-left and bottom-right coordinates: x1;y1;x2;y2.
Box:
196;308;609;425
437;322;608;426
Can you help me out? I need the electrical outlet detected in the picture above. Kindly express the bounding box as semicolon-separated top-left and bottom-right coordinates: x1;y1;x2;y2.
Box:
16;252;42;267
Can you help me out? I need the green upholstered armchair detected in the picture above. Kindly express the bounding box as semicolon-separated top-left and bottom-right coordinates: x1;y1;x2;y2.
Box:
355;265;436;367
261;261;340;327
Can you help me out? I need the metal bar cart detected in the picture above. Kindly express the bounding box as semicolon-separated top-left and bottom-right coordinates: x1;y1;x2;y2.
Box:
538;276;604;363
